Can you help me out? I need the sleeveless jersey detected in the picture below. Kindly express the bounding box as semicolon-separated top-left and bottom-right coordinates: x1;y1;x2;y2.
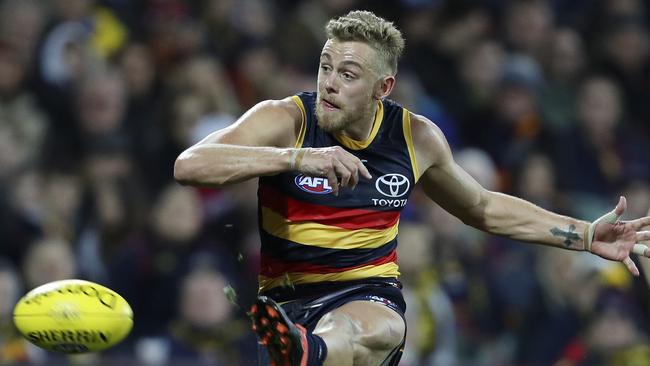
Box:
257;92;420;292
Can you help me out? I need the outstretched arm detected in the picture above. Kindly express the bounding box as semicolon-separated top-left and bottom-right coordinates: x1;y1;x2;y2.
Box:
174;98;303;186
410;112;650;275
174;97;371;194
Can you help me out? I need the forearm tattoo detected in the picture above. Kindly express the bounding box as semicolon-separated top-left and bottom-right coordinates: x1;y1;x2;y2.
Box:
550;224;581;247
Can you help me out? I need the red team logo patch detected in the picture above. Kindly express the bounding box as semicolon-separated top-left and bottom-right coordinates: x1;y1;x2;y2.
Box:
294;175;333;194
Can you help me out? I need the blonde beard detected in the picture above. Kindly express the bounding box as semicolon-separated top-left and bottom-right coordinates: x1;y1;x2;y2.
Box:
315;99;375;134
315;102;346;133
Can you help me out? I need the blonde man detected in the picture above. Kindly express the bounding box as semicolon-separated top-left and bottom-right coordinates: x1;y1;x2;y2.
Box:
175;11;650;366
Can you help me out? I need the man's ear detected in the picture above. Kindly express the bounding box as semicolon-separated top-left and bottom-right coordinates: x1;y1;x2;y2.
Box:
374;75;395;100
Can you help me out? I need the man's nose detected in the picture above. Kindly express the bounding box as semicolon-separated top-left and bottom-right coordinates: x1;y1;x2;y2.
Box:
324;73;338;93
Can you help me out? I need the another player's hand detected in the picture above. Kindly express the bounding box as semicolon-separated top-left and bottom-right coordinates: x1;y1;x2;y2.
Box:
589;196;650;276
293;147;372;196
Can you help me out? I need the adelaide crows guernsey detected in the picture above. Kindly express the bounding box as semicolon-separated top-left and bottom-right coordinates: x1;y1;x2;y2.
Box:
257;92;420;292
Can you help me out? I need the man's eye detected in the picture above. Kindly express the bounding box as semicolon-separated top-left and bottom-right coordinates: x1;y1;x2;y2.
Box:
342;73;355;80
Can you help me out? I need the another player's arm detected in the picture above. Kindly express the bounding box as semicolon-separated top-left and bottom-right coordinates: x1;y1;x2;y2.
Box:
410;113;588;250
174;98;302;187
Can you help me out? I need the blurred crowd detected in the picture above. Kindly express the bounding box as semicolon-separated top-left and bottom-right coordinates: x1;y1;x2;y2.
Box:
0;0;648;365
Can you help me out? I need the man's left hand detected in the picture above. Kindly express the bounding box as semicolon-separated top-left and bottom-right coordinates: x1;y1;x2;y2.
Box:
589;196;650;276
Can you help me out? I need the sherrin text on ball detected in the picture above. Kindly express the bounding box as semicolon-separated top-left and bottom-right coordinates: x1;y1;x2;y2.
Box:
13;279;133;353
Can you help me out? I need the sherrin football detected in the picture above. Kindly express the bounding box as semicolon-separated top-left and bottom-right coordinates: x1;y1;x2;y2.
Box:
13;279;133;353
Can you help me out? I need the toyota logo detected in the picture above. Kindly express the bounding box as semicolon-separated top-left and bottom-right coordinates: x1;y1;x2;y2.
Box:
375;174;410;198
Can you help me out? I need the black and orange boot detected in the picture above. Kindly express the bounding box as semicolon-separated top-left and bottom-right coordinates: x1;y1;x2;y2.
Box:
250;296;309;366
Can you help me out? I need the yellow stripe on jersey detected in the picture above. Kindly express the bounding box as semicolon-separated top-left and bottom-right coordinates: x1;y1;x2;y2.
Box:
261;206;399;249
258;262;401;291
334;100;384;150
402;108;421;181
291;95;307;148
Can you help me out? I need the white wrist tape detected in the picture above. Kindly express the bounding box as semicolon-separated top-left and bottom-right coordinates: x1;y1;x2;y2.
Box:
288;149;307;171
586;209;621;252
289;149;299;170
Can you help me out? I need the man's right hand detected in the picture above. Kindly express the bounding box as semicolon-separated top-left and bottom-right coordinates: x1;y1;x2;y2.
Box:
292;146;372;196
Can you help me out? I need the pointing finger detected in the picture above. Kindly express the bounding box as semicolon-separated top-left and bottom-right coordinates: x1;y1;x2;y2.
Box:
357;160;372;180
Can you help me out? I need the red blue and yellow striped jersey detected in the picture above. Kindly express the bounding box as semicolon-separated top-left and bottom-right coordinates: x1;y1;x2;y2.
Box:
257;92;420;292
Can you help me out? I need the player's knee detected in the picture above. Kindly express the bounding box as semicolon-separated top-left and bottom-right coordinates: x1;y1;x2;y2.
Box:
314;312;356;356
356;313;405;352
317;310;349;330
315;305;405;358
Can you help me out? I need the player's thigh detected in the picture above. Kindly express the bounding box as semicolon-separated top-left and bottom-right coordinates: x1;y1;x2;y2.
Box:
314;300;405;360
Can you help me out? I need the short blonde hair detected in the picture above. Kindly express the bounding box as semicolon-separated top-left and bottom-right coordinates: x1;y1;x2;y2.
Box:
325;11;405;75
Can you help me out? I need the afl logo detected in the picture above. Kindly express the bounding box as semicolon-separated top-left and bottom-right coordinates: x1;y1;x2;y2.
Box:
375;174;410;198
295;175;333;194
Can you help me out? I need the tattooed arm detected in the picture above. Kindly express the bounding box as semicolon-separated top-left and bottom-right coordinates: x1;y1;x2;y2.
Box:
410;112;650;274
429;188;589;251
410;113;588;249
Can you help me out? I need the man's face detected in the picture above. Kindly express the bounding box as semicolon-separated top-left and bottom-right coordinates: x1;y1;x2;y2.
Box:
316;39;382;133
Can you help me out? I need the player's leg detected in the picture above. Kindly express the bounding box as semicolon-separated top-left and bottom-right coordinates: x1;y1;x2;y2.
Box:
251;296;405;366
314;300;405;366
